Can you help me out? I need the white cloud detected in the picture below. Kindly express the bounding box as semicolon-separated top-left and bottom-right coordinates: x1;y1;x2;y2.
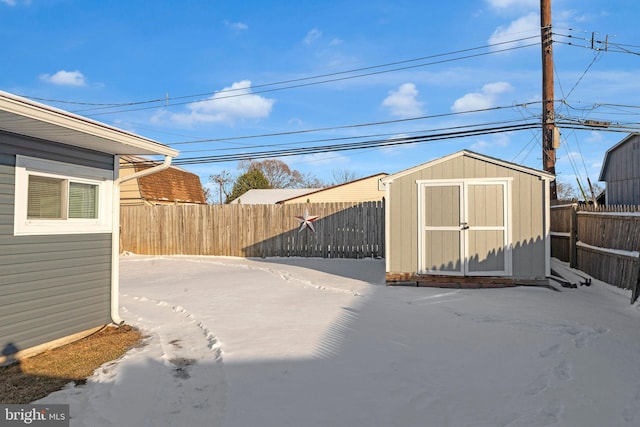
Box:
488;12;539;49
39;70;87;86
485;0;538;11
382;83;424;118
304;28;322;45
451;81;513;112
470;133;511;153
170;80;275;125
225;20;248;31
1;0;17;6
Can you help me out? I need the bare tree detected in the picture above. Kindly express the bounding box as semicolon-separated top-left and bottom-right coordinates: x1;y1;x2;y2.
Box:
238;159;323;188
209;170;233;204
556;180;578;201
331;168;359;185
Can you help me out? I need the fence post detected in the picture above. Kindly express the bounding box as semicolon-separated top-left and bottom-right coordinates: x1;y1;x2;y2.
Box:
569;205;578;268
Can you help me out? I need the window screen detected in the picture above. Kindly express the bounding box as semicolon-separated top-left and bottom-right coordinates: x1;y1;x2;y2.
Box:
69;182;99;219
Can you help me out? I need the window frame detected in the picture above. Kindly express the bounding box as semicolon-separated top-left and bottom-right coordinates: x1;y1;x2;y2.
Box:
14;155;114;236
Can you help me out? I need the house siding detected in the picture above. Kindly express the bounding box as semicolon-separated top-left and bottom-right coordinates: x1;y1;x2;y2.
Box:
283;175;386;203
0;132;114;353
387;154;547;280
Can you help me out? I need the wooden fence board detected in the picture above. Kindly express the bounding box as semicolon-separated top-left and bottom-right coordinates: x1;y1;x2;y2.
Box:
551;203;640;302
120;202;385;259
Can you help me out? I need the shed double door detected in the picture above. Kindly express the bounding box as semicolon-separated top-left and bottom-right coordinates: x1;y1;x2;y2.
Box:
419;180;511;276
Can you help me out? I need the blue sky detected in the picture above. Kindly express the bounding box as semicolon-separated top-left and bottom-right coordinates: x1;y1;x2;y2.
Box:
2;0;639;199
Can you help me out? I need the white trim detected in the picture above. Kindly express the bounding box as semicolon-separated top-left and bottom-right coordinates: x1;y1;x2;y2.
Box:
0;90;178;157
550;231;571;238
384;182;391;272
14;155;114;236
417;178;512;277
111;155;173;324
544;179;551;277
417;181;464;276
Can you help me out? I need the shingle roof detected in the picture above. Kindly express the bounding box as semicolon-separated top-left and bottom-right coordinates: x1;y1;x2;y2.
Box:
133;162;206;204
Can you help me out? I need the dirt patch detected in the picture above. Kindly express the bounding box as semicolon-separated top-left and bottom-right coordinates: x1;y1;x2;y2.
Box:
0;325;143;404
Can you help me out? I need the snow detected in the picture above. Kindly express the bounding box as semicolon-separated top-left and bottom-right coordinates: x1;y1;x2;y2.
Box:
577;241;640;259
37;256;640;426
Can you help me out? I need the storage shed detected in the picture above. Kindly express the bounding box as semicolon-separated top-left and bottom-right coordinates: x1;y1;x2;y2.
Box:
0;90;178;363
380;150;554;286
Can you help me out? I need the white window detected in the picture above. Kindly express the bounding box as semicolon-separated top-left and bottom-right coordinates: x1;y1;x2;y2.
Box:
15;155;114;235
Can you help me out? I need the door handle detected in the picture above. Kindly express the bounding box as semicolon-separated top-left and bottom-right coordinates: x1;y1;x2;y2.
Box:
460;222;469;230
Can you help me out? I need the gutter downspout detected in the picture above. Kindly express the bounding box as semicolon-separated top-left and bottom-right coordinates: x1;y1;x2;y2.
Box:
111;155;173;324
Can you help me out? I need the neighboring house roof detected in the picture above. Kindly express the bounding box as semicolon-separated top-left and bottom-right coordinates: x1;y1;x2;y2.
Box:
381;150;554;184
122;157;206;204
278;173;388;204
0;90;178;157
598;133;638;181
229;188;318;204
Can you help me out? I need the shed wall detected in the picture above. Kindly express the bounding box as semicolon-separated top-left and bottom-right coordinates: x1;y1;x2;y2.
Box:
0;132;113;354
602;134;640;205
387;155;547;279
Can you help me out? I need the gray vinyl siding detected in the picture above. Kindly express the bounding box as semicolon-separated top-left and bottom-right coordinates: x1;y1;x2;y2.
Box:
601;135;640;205
0;133;114;353
387;154;547;280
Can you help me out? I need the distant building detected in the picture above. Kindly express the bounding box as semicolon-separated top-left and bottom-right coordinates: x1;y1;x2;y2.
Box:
599;133;640;205
227;173;388;205
120;156;206;205
278;173;387;204
228;188;318;204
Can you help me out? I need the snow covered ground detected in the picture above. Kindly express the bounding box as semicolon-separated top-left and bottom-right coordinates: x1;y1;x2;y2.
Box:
38;255;640;427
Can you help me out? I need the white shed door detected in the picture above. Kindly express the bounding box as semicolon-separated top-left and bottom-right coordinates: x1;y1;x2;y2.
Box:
419;180;511;276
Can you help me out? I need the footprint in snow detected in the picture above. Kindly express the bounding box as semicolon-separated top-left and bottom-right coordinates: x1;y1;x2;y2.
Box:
553;359;572;381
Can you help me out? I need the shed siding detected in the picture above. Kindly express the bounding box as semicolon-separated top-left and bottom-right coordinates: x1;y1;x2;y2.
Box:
387;155;547;279
0;134;113;353
602;135;640;205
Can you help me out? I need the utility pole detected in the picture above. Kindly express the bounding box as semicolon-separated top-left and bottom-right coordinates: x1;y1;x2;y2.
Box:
541;0;558;199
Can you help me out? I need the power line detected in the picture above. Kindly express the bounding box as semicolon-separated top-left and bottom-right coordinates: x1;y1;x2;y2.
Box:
177;117;539;154
171;122;540;165
22;35;541;114
168;102;541;146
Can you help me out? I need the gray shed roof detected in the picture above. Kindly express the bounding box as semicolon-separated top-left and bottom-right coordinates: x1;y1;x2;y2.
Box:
381;149;554;184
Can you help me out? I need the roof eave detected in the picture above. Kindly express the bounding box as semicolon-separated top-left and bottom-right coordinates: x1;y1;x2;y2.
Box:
0;90;178;157
381;150;554;184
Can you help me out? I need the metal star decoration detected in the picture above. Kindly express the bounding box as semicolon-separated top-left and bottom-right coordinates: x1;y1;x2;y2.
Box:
295;209;319;233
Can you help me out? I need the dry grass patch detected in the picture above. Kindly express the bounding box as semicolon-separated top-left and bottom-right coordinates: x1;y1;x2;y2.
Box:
0;325;143;404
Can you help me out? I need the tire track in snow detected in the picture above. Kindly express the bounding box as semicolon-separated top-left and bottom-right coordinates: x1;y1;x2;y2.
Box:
169;256;367;296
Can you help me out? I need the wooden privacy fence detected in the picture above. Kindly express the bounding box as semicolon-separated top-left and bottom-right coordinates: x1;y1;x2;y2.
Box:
120;201;385;259
550;204;640;302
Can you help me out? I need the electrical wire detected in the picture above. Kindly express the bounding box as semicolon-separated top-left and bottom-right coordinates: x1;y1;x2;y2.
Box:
170;122;540;166
168;102;541;146
22;35;541;113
